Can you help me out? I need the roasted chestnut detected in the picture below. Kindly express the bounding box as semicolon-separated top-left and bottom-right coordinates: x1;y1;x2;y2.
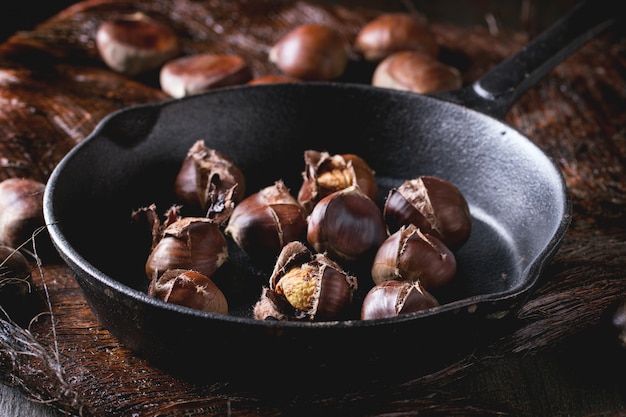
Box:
355;12;439;62
361;280;439;320
145;216;228;280
371;224;456;289
307;185;388;263
225;180;307;262
384;176;471;249
253;241;358;321
148;269;228;314
297;150;378;214
269;23;348;80
174;140;246;215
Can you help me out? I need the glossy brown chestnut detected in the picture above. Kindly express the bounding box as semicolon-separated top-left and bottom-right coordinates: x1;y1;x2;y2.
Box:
174;140;246;216
148;269;228;314
246;75;300;85
384;175;471;249
145;217;228;280
269;23;348;80
96;12;180;76
160;53;253;98
355;12;439;62
297;150;378;214
371;223;456;289
0;178;50;255
307;185;388;263
225;180;307;262
361;280;439;320
253;241;358;321
372;51;462;94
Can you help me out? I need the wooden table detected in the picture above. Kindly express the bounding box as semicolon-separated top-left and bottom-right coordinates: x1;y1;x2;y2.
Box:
1;1;625;416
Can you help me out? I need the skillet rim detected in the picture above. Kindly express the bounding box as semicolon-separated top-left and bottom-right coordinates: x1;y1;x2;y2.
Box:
43;81;573;329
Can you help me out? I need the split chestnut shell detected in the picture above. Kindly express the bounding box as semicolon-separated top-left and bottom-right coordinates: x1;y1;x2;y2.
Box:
145;217;228;280
384;176;471;249
371;223;456;289
225;180;307;262
361;280;439;320
148;269;228;314
253;241;358;321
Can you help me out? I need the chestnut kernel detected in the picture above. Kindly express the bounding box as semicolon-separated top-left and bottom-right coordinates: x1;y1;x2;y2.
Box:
371;224;456;289
148;269;228;314
355;12;439;62
307;185;388;263
174;140;246;215
269;23;348;80
384;175;471;249
361;280;439;320
145;216;228;280
160;53;253;98
225;180;307;262
372;51;462;94
96;12;180;76
254;241;358;321
297;150;378;214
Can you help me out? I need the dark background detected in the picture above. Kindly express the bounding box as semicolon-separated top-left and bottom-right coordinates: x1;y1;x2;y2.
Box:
0;0;582;43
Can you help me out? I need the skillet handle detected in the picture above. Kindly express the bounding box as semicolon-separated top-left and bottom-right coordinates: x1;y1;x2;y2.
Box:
435;0;621;120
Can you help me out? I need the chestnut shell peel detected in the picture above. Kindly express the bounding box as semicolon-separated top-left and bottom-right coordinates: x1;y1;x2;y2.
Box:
255;241;358;321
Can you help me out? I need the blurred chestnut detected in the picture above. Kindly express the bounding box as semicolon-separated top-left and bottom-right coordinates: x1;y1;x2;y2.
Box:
307;185;387;263
160;53;252;98
148;269;228;314
145;217;228;280
225;180;307;262
297;150;378;214
174;140;246;215
269;23;348;80
0;178;52;257
361;280;439;320
384;175;471;249
96;12;180;76
372;51;462;94
355;12;439;62
371;224;456;289
247;74;300;85
253;241;358;321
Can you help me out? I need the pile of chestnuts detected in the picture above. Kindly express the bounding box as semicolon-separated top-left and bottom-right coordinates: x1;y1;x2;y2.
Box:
134;141;471;322
95;10;461;96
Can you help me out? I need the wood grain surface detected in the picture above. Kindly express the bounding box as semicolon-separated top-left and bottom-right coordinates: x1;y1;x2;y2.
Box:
1;1;625;416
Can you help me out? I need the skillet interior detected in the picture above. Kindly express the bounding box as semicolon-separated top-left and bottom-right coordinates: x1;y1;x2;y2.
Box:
44;82;569;382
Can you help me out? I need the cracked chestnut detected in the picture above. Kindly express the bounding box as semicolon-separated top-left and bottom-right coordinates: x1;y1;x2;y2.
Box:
253;241;358;321
384;175;471;249
145;216;228;281
174;140;246;215
148;269;228;314
225;180;307;262
371;223;456;289
297;150;378;214
361;280;439;320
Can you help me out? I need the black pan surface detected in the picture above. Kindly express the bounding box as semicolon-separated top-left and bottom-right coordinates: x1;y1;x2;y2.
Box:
42;0;617;386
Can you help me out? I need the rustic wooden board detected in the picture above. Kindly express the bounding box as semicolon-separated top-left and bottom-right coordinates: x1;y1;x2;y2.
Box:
1;1;625;416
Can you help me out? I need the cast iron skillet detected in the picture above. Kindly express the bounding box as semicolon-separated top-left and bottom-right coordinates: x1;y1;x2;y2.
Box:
43;1;618;387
